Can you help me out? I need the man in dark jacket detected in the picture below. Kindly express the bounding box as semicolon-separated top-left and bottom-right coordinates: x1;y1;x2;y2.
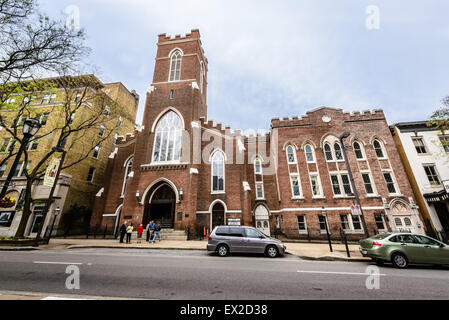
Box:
151;221;162;243
119;221;128;243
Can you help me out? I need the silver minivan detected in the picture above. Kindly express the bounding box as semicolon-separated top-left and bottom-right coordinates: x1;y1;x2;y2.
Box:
207;226;286;258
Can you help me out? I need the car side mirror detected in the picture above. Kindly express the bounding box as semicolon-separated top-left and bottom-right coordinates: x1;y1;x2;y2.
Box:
259;236;265;239
440;243;445;248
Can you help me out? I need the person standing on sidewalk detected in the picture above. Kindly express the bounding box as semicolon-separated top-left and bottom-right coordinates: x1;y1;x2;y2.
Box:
119;221;128;243
126;224;134;244
137;224;144;244
152;221;162;244
147;220;155;242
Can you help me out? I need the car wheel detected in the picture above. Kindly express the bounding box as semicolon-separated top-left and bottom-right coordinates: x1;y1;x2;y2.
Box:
266;245;279;258
217;244;229;257
391;252;408;269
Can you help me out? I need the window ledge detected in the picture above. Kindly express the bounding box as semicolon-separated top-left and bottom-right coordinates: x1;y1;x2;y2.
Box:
292;197;305;201
312;196;326;200
333;196;355;199
211;191;226;195
388;193;403;197
366;194;381;198
344;231;365;234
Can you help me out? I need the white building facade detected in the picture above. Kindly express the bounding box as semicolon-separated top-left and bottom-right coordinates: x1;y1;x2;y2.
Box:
393;122;449;240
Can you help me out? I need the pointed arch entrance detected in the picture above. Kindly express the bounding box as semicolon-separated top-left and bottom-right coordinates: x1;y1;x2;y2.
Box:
143;183;176;228
211;202;225;230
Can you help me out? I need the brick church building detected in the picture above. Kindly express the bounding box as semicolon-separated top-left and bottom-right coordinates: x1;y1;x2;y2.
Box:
91;29;426;240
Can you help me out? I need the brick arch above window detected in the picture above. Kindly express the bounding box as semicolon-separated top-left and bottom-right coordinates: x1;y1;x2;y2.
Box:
348;136;367;146
368;135;388;146
150;107;185;133
281;140;299;151
168;47;184;57
319;133;340;149
300;139;317;150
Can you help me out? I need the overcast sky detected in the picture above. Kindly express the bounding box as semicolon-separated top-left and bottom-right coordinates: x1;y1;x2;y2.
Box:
39;0;449;131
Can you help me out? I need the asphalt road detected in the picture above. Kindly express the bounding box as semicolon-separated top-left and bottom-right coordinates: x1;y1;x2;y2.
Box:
0;248;448;300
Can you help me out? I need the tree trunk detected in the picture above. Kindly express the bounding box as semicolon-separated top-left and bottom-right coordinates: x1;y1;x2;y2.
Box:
14;179;34;238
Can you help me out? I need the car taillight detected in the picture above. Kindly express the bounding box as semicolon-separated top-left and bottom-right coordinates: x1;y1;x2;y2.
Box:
373;241;382;247
208;236;212;241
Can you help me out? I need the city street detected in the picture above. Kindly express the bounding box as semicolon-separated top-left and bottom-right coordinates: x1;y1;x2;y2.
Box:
0;248;448;300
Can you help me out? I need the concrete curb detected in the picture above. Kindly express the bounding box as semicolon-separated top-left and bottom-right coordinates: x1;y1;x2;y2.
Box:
295;255;370;262
66;245;207;251
0;246;40;251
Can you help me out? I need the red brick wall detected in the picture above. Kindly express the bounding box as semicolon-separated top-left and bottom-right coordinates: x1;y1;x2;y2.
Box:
92;31;424;240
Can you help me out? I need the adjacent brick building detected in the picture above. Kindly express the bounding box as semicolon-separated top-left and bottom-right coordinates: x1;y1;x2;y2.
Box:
91;30;426;240
0;75;138;237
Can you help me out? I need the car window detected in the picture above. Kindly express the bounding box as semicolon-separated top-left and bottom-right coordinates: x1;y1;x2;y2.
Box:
229;228;244;237
215;227;229;236
393;235;415;244
245;228;262;238
372;234;391;240
414;235;441;246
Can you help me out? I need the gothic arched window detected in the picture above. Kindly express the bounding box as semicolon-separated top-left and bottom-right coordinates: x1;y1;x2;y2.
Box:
212;151;225;192
286;145;296;164
169;50;182;82
254;157;262;175
353;141;364;159
373;140;385;158
200;61;204;93
152;111;183;163
334;143;344;161
305;144;315;163
324;143;333;161
121;157;133;196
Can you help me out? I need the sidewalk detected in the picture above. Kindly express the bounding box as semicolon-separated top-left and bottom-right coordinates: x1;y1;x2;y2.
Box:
0;238;369;262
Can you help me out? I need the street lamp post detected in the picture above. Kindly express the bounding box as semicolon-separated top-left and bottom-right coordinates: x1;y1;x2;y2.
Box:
0;119;41;201
321;207;333;253
33;146;67;247
48;206;61;242
339;131;370;238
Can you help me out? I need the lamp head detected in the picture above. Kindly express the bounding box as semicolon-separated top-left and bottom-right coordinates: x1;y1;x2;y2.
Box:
23;118;41;137
339;131;351;140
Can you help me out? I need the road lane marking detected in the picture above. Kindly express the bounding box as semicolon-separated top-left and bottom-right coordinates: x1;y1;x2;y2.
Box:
297;270;386;276
41;296;88;300
33;261;84;265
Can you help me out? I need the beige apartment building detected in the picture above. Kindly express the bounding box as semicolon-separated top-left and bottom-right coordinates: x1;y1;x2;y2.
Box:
0;75;138;237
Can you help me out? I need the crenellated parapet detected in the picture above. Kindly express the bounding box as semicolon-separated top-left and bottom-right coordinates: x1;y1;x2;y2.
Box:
115;132;136;145
271;107;385;128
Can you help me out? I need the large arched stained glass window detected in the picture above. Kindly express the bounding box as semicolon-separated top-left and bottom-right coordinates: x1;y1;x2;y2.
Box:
169;50;182;82
152;111;183;163
121;157;133;196
212;151;225;192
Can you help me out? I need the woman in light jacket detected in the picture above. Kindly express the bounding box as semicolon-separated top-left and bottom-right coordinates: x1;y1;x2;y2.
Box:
126;224;134;244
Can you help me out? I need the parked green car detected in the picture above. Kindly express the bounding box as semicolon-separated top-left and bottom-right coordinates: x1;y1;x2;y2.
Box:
359;233;449;268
